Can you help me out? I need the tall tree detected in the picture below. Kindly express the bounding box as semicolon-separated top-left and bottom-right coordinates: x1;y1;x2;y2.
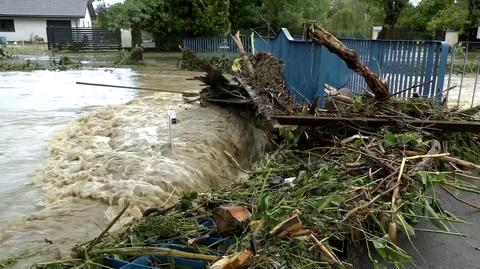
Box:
96;0;231;50
192;0;231;36
427;0;468;33
229;0;262;31
376;0;409;39
260;0;304;33
467;0;480;39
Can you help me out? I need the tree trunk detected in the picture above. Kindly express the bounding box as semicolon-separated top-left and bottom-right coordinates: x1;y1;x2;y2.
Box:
130;21;143;61
467;0;480;41
310;24;390;100
377;0;408;40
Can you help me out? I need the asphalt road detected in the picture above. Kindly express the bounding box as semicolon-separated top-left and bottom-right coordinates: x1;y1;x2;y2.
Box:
358;184;480;269
400;187;480;269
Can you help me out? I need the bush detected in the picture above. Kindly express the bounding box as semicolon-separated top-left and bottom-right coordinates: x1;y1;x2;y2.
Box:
49;56;82;71
114;46;144;66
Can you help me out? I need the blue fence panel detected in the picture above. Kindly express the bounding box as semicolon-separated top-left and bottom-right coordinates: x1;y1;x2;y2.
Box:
183;36;253;55
255;28;449;104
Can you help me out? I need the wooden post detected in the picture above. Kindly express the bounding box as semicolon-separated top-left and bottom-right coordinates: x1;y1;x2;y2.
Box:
309;24;390;100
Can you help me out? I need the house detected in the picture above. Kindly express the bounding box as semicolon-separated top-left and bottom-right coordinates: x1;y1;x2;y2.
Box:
0;0;95;43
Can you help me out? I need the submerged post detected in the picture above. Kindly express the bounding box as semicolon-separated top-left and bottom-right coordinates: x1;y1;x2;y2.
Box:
168;109;177;149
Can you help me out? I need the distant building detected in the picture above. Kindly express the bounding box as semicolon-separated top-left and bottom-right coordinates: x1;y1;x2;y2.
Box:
0;0;95;42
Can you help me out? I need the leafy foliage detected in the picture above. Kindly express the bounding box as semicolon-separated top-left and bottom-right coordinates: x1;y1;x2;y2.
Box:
94;0;480;41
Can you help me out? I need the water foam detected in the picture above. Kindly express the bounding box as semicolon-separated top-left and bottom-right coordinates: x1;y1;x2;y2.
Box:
30;92;266;221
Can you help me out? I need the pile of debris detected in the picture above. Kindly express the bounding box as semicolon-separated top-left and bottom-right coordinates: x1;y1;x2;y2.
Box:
32;25;480;269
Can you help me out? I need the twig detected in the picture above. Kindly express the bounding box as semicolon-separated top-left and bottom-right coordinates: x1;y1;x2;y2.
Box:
391;80;433;97
290;86;312;105
441;155;480;170
342;182;400;221
390;152;450;242
444;182;480;195
403;150;480;170
414;228;466;237
309;234;340;262
441;185;480;210
86;203;129;252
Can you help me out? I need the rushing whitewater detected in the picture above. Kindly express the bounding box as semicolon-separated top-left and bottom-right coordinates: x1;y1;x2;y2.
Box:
31;93;266;221
0;71;266;267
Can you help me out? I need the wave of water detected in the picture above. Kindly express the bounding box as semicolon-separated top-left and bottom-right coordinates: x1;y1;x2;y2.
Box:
31;95;266;221
0;92;266;266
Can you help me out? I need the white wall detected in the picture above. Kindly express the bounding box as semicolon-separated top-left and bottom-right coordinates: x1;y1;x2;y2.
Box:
445;31;459;46
0;18;47;42
121;29;132;48
0;7;92;42
72;7;92;28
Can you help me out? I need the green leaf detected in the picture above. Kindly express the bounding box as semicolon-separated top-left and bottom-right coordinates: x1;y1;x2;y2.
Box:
424;200;450;232
384;133;397;147
373;260;387;269
428;172;447;185
396;133;419;146
372;235;413;266
397;213;415;237
353;138;364;148
258;193;271;216
180;192;198;210
417;171;428;186
416;171;447;187
316;167;338;182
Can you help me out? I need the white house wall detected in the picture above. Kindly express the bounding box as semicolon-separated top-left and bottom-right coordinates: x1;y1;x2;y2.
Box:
0;7;91;42
0;18;48;42
72;7;92;28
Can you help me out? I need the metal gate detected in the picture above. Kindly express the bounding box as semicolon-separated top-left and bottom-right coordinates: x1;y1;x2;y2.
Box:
446;42;480;109
47;27;121;50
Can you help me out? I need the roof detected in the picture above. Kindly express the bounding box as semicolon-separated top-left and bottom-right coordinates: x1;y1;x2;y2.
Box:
0;0;95;18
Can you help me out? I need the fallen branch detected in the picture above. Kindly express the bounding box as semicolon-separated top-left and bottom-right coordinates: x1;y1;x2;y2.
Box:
441;155;480;170
309;234;340;262
391;80;433;97
231;31;254;76
403;150;480;170
86;204;129;252
309;24;389;100
343;182;400;221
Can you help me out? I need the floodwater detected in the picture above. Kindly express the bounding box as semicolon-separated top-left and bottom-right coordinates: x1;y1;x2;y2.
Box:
0;69;137;222
0;66;266;267
446;74;480;109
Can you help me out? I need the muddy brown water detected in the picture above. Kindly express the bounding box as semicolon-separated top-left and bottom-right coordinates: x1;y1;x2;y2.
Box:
0;65;266;267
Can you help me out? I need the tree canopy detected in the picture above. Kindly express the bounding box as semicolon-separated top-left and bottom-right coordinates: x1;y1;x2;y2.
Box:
94;0;480;42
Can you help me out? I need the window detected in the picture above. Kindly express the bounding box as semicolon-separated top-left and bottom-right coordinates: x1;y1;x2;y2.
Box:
0;19;15;32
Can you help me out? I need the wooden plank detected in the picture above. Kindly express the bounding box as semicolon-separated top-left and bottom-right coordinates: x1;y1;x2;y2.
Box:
206;98;252;104
272;115;480;132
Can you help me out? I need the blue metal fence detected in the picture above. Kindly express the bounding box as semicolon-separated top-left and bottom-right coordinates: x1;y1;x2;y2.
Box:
255;29;450;104
183;35;253;55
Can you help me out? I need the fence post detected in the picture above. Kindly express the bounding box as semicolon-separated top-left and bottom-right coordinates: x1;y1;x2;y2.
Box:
422;43;436;96
435;42;449;102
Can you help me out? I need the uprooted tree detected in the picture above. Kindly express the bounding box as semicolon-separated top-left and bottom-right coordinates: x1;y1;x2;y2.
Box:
309;23;390;100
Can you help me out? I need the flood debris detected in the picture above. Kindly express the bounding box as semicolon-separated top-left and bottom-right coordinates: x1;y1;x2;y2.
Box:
308;24;389;100
30;24;480;269
213;205;252;234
